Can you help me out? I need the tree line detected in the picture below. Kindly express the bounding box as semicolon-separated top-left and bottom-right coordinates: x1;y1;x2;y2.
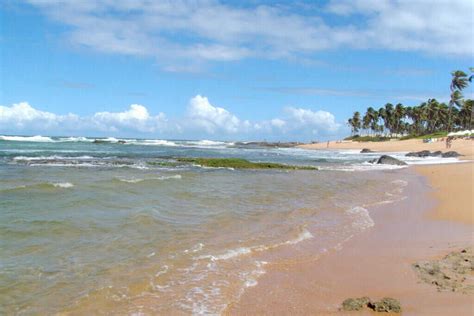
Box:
347;69;473;137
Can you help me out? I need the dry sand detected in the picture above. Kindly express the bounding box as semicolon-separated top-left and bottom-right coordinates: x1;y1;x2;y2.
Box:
226;140;474;315
416;163;473;224
300;138;474;160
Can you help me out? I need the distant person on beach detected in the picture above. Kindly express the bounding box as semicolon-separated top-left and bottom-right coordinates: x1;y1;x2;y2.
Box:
327;141;329;148
446;137;453;149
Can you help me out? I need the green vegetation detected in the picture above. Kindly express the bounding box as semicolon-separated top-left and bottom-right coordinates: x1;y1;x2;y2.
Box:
347;68;473;139
399;131;449;140
344;135;392;142
176;157;317;170
147;161;179;167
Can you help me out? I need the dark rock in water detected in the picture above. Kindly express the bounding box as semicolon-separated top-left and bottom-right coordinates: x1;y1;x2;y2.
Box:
342;297;370;311
406;150;431;157
406;150;460;158
374;155;407;165
93;139;108;144
368;297;402;313
442;151;461;158
117;140;126;144
360;148;374;153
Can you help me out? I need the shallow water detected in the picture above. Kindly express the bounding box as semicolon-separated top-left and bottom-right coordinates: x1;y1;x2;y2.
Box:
1;137;415;314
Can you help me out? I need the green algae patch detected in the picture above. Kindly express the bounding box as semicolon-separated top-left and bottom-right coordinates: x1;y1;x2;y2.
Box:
176;158;317;170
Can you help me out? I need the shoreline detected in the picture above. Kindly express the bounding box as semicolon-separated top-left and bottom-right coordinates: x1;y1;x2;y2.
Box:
226;144;473;315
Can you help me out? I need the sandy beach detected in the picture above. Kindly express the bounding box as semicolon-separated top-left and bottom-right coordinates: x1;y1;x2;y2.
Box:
300;138;474;160
227;139;473;315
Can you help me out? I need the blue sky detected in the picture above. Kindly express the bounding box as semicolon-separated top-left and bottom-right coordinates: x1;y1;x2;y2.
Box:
1;0;472;141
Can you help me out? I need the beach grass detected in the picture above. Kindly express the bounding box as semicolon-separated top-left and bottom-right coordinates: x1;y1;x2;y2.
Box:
176;157;317;170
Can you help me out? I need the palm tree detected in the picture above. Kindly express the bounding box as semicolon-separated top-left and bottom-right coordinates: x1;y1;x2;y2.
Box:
352;111;361;134
347;118;354;136
380;103;394;136
394;103;405;135
458;99;473;130
362;107;378;135
348;112;361;136
448;70;469;131
378;107;386;135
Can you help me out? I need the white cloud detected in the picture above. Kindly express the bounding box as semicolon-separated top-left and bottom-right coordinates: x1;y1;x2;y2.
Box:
23;0;472;71
0;102;79;129
92;104;167;132
270;118;286;128
0;102;166;134
0;98;341;140
326;0;473;55
279;107;340;135
186;95;241;134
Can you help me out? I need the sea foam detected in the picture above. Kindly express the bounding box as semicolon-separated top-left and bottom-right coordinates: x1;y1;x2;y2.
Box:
0;135;54;142
52;182;74;188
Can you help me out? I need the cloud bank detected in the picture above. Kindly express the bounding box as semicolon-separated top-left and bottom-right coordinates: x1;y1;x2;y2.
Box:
0;96;341;140
24;0;473;71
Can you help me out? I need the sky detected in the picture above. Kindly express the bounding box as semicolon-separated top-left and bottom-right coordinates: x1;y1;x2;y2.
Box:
0;0;473;141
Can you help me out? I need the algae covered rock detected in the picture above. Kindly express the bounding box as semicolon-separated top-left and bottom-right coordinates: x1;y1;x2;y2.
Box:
360;148;374;153
412;248;474;293
342;297;370;311
342;296;401;313
368;297;402;313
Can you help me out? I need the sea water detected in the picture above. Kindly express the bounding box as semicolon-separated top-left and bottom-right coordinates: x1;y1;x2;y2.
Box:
0;136;431;315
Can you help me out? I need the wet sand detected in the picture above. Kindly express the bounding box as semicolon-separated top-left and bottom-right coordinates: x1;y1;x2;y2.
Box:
227;157;473;314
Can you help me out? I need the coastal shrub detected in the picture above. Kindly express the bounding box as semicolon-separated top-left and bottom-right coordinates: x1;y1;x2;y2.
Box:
344;135;392;142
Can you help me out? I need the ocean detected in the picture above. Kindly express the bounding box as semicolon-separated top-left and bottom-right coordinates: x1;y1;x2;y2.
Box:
0;136;454;315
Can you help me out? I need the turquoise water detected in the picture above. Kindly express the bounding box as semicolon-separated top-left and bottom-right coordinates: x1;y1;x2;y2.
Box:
0;136;409;315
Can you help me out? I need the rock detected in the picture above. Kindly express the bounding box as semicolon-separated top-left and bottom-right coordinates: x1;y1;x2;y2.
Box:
117;140;126;144
412;248;474;294
406;150;461;158
93;139;108;144
374;155;407;165
406;150;431;157
342;297;370;311
360;148;374;153
368;297;402;313
442;151;461;158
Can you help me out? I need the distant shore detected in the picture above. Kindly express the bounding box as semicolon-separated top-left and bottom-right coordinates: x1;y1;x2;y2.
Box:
227;139;473;315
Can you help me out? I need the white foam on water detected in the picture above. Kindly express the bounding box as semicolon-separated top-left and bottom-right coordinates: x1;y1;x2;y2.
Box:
200;247;253;262
137;139;179;146
58;137;92;142
391;179;408;187
197;228;314;262
242;261;267;288
345;206;375;230
282;229;314;245
184;243;204;254
52;182;74;188
13;155;94;161
155;265;169;277
0;135;54;142
118;175;182;183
